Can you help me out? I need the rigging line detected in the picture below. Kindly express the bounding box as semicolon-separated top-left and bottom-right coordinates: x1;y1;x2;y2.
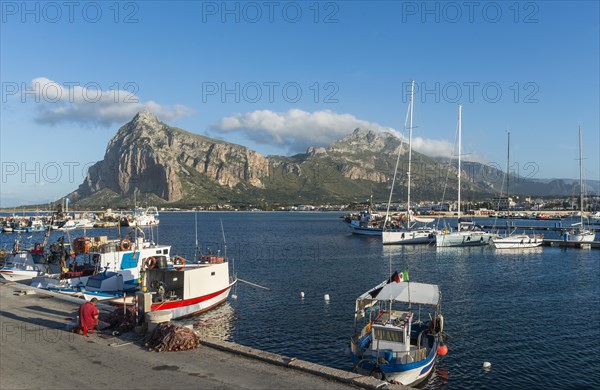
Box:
436;106;461;230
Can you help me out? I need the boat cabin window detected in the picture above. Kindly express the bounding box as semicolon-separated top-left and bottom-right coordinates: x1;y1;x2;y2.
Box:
374;327;404;343
87;278;102;288
163;249;168;254
32;254;46;264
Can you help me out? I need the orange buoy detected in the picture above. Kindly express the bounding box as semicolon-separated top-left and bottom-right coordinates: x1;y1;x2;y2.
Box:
437;344;448;356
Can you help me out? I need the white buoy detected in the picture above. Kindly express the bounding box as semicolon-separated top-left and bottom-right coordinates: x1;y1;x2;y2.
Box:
483;362;491;369
300;292;305;299
231;294;238;300
324;294;330;302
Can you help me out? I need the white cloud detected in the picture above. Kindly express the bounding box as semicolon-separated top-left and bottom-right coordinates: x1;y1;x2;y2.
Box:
26;77;193;127
211;108;395;153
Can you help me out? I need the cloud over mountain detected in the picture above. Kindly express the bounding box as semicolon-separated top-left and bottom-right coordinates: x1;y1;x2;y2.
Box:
26;77;193;127
210;109;395;154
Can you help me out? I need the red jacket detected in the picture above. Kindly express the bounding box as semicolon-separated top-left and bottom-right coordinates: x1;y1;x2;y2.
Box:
79;302;99;329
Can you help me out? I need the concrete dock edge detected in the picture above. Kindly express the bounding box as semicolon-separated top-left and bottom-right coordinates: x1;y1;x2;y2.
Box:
200;338;409;390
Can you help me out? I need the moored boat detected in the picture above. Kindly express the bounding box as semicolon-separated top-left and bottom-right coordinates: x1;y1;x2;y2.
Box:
348;272;446;385
85;253;236;319
436;106;496;247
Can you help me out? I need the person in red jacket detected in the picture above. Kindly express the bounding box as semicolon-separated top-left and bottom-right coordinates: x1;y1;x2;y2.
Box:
78;298;99;336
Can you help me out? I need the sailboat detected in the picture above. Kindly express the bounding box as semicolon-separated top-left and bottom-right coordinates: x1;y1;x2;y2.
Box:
436;105;496;247
565;127;595;242
382;80;438;245
492;131;543;249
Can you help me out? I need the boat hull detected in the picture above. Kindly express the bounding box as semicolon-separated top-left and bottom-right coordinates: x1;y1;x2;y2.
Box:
350;339;439;386
0;268;42;282
349;225;383;236
151;282;235;319
382;229;436;245
492;235;542;249
567;231;596;242
436;231;496;247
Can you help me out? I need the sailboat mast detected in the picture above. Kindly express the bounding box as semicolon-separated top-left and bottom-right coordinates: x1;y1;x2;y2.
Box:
579;126;584;225
506;130;510;215
407;80;414;222
457;105;462;220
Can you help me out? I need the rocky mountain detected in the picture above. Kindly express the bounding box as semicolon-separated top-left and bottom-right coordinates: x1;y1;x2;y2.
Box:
70;112;586;208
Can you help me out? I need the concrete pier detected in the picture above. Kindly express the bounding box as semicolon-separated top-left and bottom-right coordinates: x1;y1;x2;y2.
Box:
0;281;407;390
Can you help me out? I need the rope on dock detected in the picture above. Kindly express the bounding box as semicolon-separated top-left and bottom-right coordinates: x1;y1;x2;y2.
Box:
145;322;199;352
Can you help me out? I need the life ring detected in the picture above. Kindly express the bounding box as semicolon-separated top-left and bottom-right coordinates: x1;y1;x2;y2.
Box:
119;238;131;251
173;256;185;270
145;257;156;269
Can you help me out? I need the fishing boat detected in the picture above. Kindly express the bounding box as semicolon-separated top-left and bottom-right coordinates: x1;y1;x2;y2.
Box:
492;131;543;249
437;105;496;247
0;245;58;282
31;232;171;294
348;271;446;386
346;198;385;236
85;253;236;319
564;127;595;243
382;80;438;245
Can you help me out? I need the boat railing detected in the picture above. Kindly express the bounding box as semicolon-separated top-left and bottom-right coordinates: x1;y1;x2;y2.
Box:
392;347;428;364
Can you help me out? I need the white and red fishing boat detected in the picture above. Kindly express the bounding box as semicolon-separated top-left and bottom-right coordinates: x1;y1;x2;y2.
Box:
85;253;236;320
145;254;236;319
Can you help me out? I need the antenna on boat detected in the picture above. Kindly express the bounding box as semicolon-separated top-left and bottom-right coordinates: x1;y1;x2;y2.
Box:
194;211;199;258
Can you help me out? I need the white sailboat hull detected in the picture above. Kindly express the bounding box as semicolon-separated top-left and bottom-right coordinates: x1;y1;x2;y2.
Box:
436;231;496;247
492;235;543;249
567;231;595;242
382;229;436;245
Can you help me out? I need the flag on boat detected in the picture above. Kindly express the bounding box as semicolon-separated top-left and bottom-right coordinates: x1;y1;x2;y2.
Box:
400;269;409;282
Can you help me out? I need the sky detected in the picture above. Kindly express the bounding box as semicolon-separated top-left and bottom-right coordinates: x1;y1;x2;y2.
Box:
1;0;599;206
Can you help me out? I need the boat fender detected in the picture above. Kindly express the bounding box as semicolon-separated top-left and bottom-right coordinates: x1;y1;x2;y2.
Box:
145;257;157;269
173;256;185;270
119;238;132;251
435;314;444;334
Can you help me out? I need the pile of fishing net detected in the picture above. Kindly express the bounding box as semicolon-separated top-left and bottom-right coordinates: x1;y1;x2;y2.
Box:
103;307;137;333
145;322;199;352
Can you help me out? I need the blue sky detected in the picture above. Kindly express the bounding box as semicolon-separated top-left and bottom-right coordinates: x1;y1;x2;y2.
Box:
1;1;599;206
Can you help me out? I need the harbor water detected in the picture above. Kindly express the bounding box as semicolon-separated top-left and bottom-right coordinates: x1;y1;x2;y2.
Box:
2;212;599;389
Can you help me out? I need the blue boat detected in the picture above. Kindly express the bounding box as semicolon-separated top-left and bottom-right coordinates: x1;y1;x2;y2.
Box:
348;274;446;386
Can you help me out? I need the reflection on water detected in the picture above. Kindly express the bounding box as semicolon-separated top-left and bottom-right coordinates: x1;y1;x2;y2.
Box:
177;303;237;340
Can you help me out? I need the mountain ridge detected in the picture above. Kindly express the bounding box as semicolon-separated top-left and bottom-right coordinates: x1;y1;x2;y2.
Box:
68;112;596;207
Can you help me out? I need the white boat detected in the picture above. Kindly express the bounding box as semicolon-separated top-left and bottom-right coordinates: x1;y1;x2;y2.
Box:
492;131;542;249
122;207;160;227
382;81;438;245
347;203;385;236
348;273;446;386
491;233;544;249
86;254;236;319
31;233;171;294
0;248;59;282
437;106;496;247
590;212;600;222
564;127;595;243
58;218;94;230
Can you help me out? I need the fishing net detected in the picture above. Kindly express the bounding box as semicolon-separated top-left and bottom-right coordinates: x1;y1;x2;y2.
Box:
145;322;199;352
